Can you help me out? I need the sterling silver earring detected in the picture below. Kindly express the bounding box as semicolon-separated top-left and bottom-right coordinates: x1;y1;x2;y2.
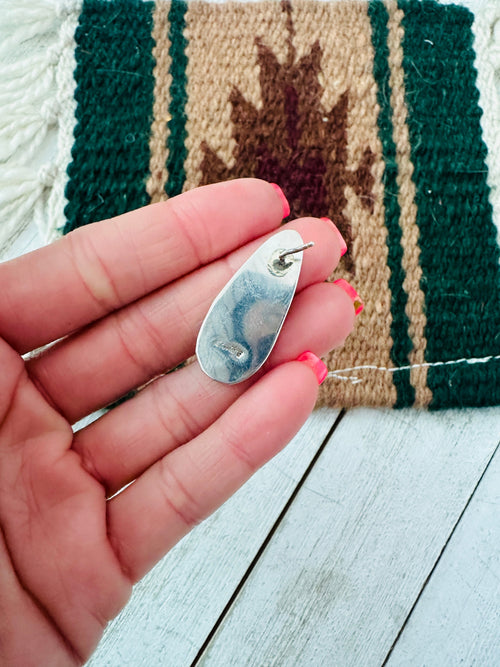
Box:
196;229;314;384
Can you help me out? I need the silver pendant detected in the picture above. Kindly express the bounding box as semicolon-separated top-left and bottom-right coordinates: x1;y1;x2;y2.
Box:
196;229;313;384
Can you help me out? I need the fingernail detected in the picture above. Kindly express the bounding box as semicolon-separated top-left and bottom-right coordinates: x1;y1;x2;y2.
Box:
320;217;347;257
270;183;290;218
295;351;328;385
333;278;364;315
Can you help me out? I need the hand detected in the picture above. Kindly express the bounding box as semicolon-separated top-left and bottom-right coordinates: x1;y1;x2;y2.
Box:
0;179;354;666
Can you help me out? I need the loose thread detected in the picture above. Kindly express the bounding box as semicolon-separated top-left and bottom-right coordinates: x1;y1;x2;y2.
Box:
327;354;500;385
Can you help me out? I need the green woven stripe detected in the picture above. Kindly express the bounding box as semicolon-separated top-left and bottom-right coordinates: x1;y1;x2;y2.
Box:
64;0;156;232
399;0;500;408
368;1;414;408
165;0;188;199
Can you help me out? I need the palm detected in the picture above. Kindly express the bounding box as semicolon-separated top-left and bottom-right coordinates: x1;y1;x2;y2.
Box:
0;355;127;665
0;180;353;665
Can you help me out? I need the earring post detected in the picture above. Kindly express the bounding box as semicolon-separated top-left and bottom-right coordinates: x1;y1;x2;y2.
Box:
278;241;314;263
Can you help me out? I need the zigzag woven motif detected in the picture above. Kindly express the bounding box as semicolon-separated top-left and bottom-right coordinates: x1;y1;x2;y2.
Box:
2;0;500;409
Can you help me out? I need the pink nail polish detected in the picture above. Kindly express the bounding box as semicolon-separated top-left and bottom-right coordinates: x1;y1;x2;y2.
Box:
333;278;364;316
270;183;290;218
295;351;328;385
320;217;347;257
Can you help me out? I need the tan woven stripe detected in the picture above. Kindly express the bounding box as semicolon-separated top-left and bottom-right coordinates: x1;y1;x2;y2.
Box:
182;0;398;407
291;0;397;407
146;1;172;204
183;2;289;190
386;1;432;407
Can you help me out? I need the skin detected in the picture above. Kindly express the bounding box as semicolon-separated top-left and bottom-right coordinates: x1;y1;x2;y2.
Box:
0;179;355;666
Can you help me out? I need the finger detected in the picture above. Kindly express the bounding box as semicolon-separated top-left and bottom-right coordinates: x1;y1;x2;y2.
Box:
107;361;319;581
28;217;342;423
0;179;286;353
74;281;355;495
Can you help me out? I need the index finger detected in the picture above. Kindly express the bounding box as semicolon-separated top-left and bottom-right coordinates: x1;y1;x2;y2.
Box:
0;179;287;353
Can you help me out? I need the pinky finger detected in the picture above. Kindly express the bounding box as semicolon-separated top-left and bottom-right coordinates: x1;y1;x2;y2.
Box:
107;361;320;582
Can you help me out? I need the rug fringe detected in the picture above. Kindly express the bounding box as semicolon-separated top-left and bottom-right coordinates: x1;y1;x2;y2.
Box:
0;0;80;250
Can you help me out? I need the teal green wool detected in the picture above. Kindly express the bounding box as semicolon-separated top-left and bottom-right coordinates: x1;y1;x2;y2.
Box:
165;0;189;199
368;1;415;408
399;0;500;408
64;0;156;232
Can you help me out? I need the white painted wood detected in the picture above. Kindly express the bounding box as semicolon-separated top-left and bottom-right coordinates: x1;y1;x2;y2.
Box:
387;441;500;667
86;408;338;666
197;407;500;667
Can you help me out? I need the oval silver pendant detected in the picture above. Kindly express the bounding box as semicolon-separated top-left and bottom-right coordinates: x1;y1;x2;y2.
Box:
196;229;307;384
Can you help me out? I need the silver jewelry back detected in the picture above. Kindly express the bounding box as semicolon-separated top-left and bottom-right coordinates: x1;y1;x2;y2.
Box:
196;229;312;384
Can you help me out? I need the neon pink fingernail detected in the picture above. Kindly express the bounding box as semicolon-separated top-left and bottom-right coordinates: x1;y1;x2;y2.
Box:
295;351;328;385
270;183;290;218
333;278;364;316
320;217;347;257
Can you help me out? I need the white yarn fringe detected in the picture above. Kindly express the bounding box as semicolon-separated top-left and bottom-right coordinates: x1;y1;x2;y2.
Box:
471;2;500;255
0;0;81;250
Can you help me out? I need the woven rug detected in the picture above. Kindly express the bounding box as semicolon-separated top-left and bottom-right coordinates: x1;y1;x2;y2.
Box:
1;0;499;409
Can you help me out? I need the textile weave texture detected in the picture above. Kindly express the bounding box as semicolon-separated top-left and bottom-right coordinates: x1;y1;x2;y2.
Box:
2;0;500;409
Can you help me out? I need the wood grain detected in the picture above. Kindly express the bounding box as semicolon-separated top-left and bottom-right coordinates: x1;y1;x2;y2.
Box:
196;407;500;667
387;440;500;666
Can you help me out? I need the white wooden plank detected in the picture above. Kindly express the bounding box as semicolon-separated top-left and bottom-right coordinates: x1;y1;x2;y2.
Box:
387;440;500;667
197;407;500;667
86;408;338;666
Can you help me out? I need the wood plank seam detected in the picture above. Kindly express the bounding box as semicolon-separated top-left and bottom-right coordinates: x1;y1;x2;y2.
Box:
382;435;500;666
189;409;347;667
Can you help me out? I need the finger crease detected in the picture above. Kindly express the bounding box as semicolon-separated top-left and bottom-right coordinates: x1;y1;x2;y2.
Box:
0;362;25;431
158;458;204;530
68;233;123;315
105;513;136;585
111;311;163;381
78;445;108;490
151;384;183;448
27;368;63;417
166;204;208;268
155;382;202;446
221;422;257;476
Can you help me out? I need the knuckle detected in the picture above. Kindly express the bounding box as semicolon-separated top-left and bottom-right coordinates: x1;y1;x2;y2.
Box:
67;229;122;313
77;443;108;490
165;197;214;266
111;305;166;380
153;381;200;447
221;421;259;476
157;458;205;530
